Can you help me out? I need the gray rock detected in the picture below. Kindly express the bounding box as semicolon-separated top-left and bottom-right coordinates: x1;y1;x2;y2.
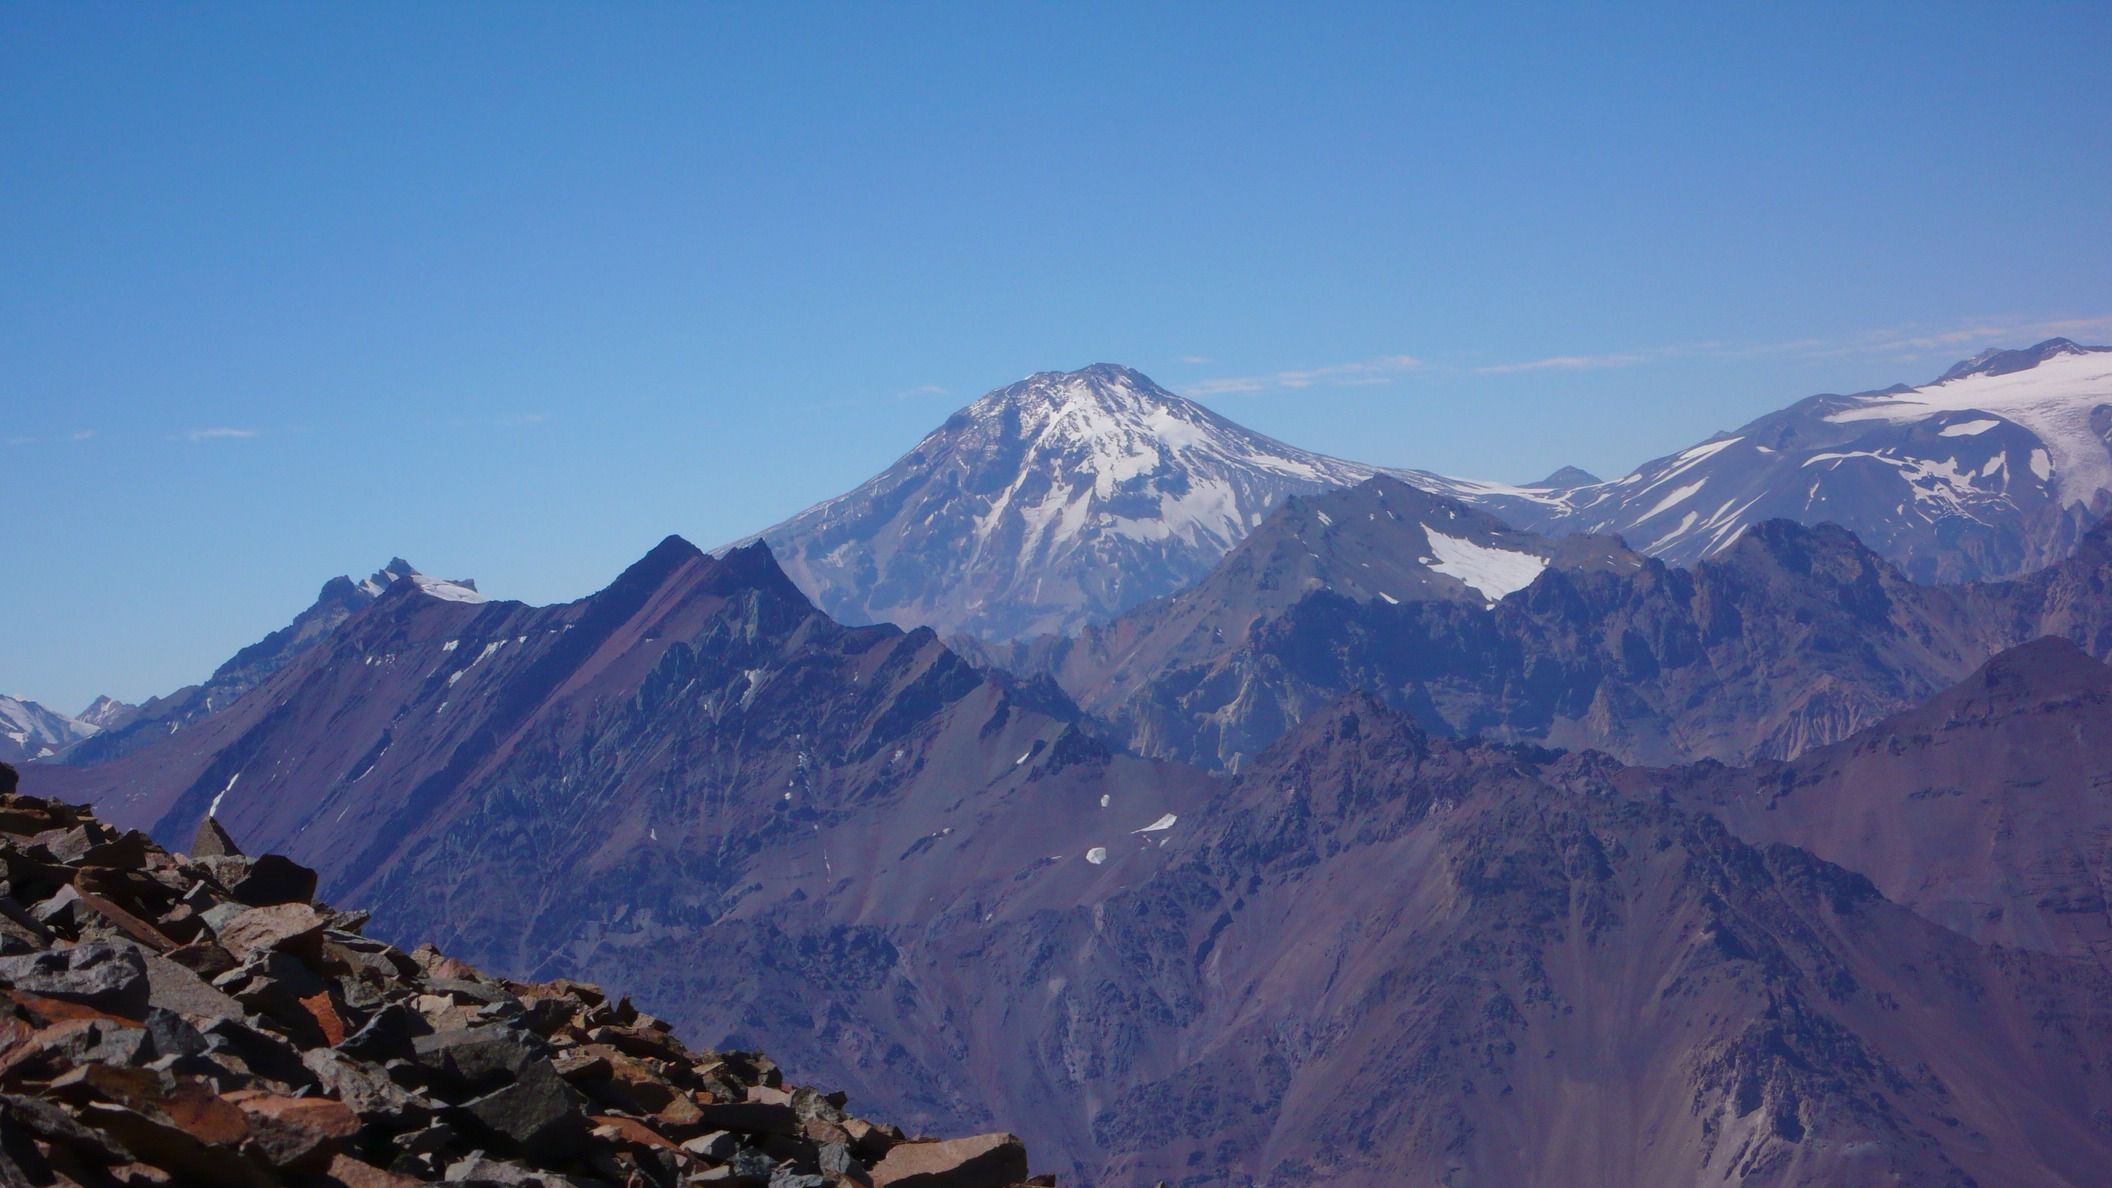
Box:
338;1001;433;1062
454;1062;587;1160
0;939;149;1016
410;1024;544;1092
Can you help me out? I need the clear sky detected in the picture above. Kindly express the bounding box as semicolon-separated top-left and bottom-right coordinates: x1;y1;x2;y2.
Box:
5;2;2109;711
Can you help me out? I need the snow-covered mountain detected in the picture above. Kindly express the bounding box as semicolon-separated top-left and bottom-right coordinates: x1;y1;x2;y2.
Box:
1487;339;2112;582
755;343;2110;641
757;364;1399;638
0;695;98;763
74;694;139;732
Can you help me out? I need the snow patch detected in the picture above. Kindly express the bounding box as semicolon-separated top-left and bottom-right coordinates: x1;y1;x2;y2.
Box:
208;772;240;818
1424;531;1548;600
1132;813;1178;834
1940;418;2002;437
412;575;485;604
1085;847;1108;865
1826;350;2112;506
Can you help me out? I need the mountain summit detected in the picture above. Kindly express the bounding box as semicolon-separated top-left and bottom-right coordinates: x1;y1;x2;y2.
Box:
757;364;1381;638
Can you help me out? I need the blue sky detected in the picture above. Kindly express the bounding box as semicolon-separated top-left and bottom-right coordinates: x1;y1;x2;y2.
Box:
5;2;2109;710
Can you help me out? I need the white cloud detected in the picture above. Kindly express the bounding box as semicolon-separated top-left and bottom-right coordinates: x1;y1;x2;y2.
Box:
1474;314;2112;378
1185;354;1422;397
1477;352;1651;375
1178;354;1212;365
893;384;949;400
179;427;259;442
1786;313;2112;360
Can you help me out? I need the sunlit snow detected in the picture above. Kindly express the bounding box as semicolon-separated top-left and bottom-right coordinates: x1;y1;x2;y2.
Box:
1424;531;1548;600
1826;350;2112;506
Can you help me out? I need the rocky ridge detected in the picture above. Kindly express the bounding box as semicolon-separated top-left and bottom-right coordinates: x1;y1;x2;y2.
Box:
1007;491;2112;771
58;560;464;767
0;763;1042;1188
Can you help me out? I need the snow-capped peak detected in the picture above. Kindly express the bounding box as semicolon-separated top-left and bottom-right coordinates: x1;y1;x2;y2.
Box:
1937;337;2097;383
759;364;1385;639
0;694;100;762
357;558;421;598
1827;341;2112;508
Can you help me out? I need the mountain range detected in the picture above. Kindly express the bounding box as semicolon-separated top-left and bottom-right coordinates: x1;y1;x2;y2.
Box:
749;340;2112;643
26;522;2112;1184
14;339;2112;1185
976;477;2112;772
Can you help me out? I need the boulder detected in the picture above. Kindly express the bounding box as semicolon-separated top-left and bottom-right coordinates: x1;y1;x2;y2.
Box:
870;1133;1031;1188
0;940;150;1017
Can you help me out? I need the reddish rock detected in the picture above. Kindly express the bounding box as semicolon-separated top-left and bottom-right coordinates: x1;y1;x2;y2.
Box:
230;1092;359;1172
870;1133;1030;1187
213;902;327;960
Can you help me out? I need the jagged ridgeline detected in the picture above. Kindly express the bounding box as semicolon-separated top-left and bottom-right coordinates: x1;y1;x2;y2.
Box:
0;764;1046;1188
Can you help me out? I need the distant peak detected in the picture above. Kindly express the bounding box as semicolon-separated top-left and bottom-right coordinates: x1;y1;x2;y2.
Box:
355;558;422;599
967;363;1185;416
1937;338;2104;383
698;539;816;607
1530;465;1601;488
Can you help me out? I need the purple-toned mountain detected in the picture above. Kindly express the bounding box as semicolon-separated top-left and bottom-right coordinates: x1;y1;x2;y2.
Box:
1647;636;2112;967
32;536;2112;1184
994;474;2112;771
56;558;478;765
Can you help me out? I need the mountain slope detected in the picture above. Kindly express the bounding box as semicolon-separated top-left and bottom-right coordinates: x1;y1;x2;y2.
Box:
35;535;2112;1185
1025;502;2112;771
1496;339;2112;582
755;364;1389;640
604;695;2112;1185
1652;636;2112;968
967;475;1643;756
57;559;469;765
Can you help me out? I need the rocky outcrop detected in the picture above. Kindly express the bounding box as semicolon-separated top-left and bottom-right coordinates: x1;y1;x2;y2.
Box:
0;772;1047;1187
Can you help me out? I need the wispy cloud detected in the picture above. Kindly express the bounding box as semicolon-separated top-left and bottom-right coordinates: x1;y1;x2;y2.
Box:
1185;354;1423;397
893;384;949;400
70;430;95;441
1477;351;1652;375
1474;314;2112;379
1777;313;2112;361
4;436;36;447
178;427;259;442
1178;354;1212;365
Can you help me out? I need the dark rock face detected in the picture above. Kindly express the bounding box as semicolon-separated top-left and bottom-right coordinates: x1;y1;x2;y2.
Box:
1012;499;2112;771
0;789;1048;1185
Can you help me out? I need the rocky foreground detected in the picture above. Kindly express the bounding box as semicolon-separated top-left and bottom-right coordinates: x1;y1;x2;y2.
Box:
0;765;1042;1187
